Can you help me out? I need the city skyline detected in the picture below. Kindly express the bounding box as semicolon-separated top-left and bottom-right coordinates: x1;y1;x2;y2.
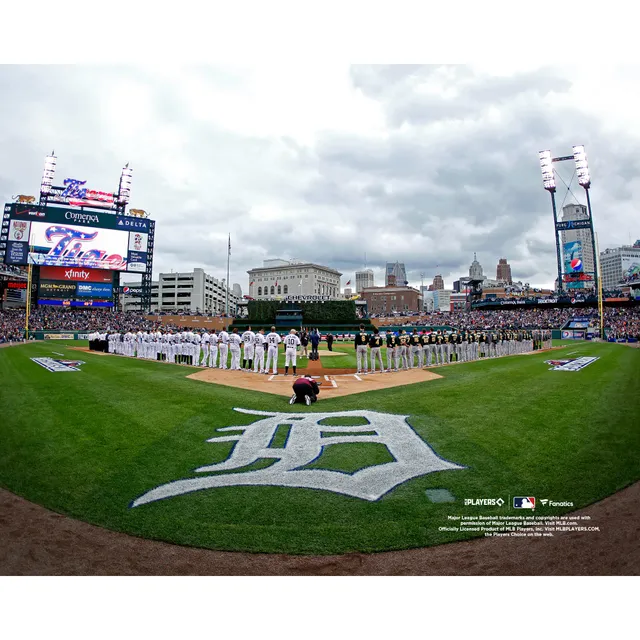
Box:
1;65;638;292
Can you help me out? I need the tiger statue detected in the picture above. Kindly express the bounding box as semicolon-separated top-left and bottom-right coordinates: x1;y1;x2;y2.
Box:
128;208;148;218
13;195;36;204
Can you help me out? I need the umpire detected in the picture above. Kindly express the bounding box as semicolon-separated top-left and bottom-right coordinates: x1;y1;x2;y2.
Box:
290;375;321;406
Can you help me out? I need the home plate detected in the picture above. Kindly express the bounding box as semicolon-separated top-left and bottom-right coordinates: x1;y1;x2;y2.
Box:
188;368;443;399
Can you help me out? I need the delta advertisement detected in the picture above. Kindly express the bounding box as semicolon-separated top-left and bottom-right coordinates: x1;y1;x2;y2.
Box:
2;204;149;273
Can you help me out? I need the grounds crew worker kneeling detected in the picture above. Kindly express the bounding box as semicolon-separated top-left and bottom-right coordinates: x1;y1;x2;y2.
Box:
290;375;321;406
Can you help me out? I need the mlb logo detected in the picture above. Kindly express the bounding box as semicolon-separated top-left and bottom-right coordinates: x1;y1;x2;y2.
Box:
513;497;535;509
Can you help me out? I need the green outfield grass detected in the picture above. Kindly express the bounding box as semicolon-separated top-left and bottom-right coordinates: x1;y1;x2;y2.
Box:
0;339;638;554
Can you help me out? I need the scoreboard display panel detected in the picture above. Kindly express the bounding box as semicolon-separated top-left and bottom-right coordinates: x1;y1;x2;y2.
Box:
2;203;150;273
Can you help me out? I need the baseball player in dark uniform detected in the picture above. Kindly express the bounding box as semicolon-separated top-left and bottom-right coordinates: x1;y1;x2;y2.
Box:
369;327;385;373
355;324;369;374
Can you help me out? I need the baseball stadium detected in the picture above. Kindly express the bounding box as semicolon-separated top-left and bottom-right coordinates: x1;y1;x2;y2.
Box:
1;154;639;576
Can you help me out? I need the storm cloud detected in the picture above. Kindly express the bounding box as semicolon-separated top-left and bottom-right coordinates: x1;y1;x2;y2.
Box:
1;64;638;290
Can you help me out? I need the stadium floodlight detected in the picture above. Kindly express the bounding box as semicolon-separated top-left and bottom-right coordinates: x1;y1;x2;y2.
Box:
572;145;591;188
40;153;57;195
118;163;133;203
538;150;556;191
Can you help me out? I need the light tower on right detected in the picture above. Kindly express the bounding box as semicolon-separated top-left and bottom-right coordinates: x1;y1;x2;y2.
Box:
538;145;598;293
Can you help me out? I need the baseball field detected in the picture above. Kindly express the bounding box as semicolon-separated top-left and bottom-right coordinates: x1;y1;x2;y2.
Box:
0;339;638;555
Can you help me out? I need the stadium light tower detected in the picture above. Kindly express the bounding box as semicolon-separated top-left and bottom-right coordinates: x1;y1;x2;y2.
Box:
117;163;133;214
538;150;562;291
39;152;57;205
538;146;598;294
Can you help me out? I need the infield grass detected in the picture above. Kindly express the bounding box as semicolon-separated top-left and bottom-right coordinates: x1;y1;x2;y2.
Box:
0;339;638;554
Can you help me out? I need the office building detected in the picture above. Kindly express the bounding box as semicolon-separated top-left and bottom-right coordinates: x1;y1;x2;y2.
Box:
560;204;595;289
355;269;374;293
600;243;640;290
432;274;444;290
469;253;485;280
385;262;407;287
121;268;240;314
247;259;341;299
361;284;422;315
496;258;512;284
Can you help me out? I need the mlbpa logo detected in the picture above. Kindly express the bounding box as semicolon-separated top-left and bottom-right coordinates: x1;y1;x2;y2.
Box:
132;408;465;506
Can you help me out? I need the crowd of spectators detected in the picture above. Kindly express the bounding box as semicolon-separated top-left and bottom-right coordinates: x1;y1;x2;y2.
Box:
1;305;639;343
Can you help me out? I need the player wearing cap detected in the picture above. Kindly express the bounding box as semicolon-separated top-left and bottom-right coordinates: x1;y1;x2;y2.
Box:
368;327;385;373
228;327;243;370
241;326;255;371
200;331;210;366
355;324;369;374
208;329;219;367
218;327;229;369
408;328;423;368
264;326;281;375
397;330;409;370
252;329;266;373
386;330;398;372
283;329;301;376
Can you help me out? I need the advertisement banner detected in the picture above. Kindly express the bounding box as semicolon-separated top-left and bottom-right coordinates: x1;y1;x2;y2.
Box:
128;231;148;253
37;299;114;307
9;204;122;229
563;241;588;290
76;282;113;298
620;256;640;285
43;333;75;340
8;219;31;241
40;265;113;283
5;241;29;265
126;250;147;272
116;216;150;232
28;220;129;271
39;280;77;299
564;240;584;272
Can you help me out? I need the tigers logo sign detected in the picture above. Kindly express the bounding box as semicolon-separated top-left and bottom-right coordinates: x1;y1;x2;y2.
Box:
132;408;464;506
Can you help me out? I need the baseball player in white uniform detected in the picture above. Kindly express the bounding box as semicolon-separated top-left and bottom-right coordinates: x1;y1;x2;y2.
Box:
192;330;201;366
283;329;301;376
264;326;281;375
252;329;266;373
208;329;219;367
218;328;229;369
228;328;242;370
200;331;210;366
241;326;255;371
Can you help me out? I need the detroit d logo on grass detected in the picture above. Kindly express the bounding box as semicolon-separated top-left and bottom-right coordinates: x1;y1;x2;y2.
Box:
132;408;464;506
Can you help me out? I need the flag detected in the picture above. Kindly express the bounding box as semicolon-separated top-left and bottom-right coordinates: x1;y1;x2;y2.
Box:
275;280;278;286
249;280;254;286
346;280;351;286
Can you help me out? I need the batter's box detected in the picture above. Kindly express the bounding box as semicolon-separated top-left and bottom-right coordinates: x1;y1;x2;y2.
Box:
187;368;443;399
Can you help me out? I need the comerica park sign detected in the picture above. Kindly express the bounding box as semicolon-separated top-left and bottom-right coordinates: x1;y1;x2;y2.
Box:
284;295;333;302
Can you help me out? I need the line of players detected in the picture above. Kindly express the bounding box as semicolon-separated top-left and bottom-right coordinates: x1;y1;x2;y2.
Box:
354;326;552;374
102;326;301;375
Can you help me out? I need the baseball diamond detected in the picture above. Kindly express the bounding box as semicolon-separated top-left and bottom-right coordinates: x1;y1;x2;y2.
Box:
0;333;638;558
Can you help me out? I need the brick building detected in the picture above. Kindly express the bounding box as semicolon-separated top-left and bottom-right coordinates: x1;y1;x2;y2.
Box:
361;285;423;315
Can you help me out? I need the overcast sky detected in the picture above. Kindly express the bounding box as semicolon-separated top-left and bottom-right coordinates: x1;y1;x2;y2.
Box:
1;64;638;291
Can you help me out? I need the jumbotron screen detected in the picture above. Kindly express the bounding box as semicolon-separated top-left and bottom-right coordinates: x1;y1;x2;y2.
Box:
2;203;149;273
